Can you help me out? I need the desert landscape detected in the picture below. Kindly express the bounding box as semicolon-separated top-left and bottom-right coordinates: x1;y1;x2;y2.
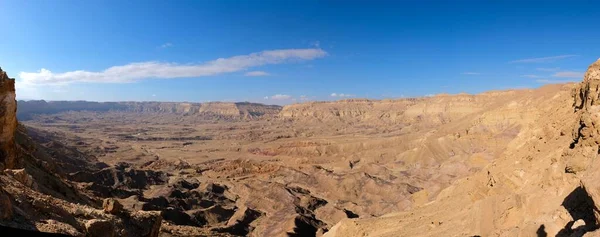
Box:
1;59;600;236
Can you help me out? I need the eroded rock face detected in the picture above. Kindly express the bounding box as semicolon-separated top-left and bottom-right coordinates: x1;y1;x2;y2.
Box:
565;59;600;174
0;67;17;170
570;59;600;149
85;219;115;237
127;211;162;237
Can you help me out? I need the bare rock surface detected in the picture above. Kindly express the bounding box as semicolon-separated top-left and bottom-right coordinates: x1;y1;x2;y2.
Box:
0;67;17;169
323;59;600;237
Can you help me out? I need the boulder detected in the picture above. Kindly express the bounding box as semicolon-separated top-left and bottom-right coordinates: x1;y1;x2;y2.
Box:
85;219;115;237
5;169;37;189
103;198;123;214
128;210;162;237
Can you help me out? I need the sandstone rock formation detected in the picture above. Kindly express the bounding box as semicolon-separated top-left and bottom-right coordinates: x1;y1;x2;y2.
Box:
0;67;17;170
322;59;600;237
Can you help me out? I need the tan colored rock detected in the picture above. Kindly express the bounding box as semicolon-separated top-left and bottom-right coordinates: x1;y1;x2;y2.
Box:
572;219;586;230
0;67;17;170
585;229;600;236
5;169;37;189
85;219;115;237
102;198;123;214
35;219;83;236
568;59;600;173
128;211;162;237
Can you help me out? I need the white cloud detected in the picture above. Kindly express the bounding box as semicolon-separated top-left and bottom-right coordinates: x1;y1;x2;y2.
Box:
536;79;576;84
15;81;41;100
330;93;354;98
244;71;270;77
265;94;291;100
311;41;321;48
152;94;156;97
159;43;173;48
461;72;480;75
553;71;583;78
19;48;328;85
536;67;560;72
299;95;308;101
521;74;540;78
509;55;577;63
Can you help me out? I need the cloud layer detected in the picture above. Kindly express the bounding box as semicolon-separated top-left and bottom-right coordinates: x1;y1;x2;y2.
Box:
159;43;173;48
245;71;270;77
264;94;291;100
553;71;583;78
330;93;354;98
536;79;576;84
19;48;327;85
509;55;577;63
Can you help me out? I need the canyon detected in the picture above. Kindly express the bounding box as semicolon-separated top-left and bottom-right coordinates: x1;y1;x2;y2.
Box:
2;60;600;236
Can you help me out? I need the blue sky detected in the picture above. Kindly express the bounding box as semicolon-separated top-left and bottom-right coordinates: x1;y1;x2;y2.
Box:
1;0;599;104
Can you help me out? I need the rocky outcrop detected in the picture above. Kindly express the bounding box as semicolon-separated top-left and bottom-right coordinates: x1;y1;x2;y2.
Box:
85;219;115;237
567;59;600;174
0;67;17;170
279;92;519;125
4;169;37;189
102;198;123;214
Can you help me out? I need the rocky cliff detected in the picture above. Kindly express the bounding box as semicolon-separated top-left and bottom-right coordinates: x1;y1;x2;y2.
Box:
279;91;523;126
0;68;17;170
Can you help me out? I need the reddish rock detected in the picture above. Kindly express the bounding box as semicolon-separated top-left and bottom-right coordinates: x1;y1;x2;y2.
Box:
0;67;17;170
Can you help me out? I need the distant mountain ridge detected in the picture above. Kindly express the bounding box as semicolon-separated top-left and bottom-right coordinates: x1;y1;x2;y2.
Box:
17;100;282;120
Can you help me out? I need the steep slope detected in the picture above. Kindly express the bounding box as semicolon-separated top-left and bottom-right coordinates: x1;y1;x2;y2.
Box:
0;68;17;170
324;59;600;237
0;68;164;236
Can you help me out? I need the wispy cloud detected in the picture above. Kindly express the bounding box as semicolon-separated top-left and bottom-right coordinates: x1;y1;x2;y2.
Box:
244;71;270;77
311;41;320;48
553;71;583;78
509;55;577;63
19;48;328;85
536;67;560;72
330;93;354;98
159;42;173;48
461;72;481;75
536;79;577;84
264;94;291;100
521;74;540;78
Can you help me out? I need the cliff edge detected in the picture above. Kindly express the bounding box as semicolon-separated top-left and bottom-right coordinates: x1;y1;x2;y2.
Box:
0;67;17;170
